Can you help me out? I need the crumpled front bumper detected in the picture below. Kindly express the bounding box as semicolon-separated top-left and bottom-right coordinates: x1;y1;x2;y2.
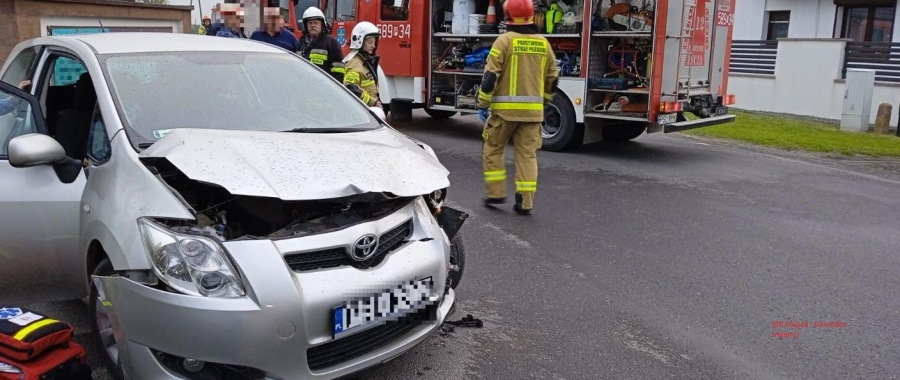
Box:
95;198;457;379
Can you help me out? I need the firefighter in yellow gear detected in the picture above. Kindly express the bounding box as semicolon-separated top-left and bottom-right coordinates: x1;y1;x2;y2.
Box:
343;22;383;109
199;15;211;35
477;0;559;215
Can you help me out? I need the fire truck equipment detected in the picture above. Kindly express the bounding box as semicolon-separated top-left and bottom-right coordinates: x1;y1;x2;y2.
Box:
465;47;491;68
325;0;737;150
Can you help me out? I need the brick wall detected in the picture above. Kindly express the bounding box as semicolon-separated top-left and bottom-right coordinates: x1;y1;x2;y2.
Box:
0;1;21;72
0;0;192;69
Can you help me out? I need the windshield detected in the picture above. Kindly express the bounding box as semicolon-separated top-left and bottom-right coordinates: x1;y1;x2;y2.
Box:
99;51;378;148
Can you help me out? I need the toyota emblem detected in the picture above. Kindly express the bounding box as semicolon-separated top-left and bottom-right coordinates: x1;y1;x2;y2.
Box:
351;234;379;261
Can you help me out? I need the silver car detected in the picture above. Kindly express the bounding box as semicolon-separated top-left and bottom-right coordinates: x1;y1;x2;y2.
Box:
0;33;467;379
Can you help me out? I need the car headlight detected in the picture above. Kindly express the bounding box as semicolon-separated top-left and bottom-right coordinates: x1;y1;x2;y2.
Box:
138;218;245;298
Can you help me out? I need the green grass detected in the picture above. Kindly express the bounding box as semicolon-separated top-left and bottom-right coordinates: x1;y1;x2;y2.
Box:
681;109;900;157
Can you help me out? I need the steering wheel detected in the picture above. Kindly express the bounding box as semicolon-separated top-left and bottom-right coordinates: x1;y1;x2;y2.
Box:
338;14;356;21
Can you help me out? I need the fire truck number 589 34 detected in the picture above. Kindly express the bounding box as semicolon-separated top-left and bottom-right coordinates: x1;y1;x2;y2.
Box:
376;24;412;39
716;11;734;27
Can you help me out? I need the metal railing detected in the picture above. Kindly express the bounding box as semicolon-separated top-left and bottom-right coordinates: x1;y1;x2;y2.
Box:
843;41;900;83
729;40;778;75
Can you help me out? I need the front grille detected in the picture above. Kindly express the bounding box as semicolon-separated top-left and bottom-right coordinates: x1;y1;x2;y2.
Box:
284;220;413;272
307;304;437;371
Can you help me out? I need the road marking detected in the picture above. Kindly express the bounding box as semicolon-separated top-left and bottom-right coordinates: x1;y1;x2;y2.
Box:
483;222;533;249
621;326;672;365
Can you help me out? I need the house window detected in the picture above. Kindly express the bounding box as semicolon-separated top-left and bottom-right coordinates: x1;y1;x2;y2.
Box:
840;6;895;42
767;11;790;39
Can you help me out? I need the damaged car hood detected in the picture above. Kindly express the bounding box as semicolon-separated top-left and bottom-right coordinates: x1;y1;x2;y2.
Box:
139;128;450;200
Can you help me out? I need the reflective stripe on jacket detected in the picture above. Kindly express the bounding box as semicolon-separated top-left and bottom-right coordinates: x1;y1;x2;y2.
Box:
343;55;379;106
477;32;560;122
300;34;345;82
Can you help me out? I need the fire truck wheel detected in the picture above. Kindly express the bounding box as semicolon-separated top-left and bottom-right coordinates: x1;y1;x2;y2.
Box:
602;122;646;142
424;108;457;119
541;92;580;152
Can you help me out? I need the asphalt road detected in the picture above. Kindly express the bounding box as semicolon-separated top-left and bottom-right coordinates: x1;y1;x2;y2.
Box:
22;110;900;380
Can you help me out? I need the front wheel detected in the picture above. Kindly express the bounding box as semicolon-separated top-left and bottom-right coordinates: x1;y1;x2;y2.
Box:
541;92;581;152
448;231;466;290
89;258;125;380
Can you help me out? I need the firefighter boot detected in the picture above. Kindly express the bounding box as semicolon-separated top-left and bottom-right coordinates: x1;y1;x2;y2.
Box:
484;197;506;208
513;193;532;215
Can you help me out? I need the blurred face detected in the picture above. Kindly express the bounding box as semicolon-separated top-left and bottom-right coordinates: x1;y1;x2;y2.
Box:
363;36;377;54
224;12;241;29
306;19;322;37
202;19;211;27
263;7;281;32
221;4;242;29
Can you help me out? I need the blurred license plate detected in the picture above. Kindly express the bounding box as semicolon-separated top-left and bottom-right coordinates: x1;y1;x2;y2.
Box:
715;106;728;116
333;277;435;339
658;113;677;125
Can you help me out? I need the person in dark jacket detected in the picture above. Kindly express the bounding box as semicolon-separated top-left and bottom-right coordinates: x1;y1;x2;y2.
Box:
297;7;345;81
250;7;299;52
215;5;247;39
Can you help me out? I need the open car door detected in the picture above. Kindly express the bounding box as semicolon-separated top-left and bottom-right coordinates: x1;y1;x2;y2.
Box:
0;81;87;304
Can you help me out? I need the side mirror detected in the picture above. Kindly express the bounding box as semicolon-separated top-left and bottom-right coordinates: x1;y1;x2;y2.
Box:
369;106;386;121
8;133;66;168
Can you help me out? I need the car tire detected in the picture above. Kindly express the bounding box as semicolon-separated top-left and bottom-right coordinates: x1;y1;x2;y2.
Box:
424;108;457;119
602;122;646;142
541;91;581;152
448;231;466;290
89;258;125;380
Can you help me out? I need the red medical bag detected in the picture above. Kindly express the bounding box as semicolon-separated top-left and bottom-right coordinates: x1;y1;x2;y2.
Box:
0;341;91;380
0;307;74;362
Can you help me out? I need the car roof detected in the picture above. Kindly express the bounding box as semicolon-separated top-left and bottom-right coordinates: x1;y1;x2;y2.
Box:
47;32;288;55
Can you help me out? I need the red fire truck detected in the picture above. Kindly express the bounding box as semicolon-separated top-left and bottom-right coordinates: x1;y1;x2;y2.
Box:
307;0;737;151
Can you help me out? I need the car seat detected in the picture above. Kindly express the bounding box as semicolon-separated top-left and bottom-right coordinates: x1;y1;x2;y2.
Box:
54;73;96;160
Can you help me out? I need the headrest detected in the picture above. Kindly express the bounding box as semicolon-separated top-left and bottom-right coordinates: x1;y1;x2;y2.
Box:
74;73;97;112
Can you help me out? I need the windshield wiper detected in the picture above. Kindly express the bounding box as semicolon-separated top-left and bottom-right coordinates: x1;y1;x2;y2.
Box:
282;127;370;133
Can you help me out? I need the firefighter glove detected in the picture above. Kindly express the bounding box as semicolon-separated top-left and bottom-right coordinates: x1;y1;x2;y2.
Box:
478;108;490;122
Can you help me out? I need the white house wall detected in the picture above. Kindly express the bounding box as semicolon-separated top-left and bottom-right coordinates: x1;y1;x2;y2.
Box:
730;39;900;127
734;0;847;40
734;0;766;40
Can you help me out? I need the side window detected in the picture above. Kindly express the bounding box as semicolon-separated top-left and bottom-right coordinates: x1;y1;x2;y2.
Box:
50;57;88;86
380;0;409;21
0;46;40;87
0;87;40;157
335;0;356;21
85;110;111;165
37;53;90;138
